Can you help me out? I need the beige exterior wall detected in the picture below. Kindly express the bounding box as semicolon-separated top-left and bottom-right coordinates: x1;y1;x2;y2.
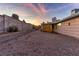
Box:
55;17;79;38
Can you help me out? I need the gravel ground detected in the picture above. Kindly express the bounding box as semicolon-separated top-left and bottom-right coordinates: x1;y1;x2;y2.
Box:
0;31;79;56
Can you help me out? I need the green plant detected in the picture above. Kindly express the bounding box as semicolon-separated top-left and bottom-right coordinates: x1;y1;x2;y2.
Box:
7;26;18;32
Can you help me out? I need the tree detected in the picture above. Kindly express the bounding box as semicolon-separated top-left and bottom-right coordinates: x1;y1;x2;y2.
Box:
12;14;19;20
23;20;26;23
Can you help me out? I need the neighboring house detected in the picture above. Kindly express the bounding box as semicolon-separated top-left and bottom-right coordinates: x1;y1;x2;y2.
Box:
41;19;60;33
71;9;79;15
41;22;53;32
0;14;33;33
54;9;79;38
40;9;79;38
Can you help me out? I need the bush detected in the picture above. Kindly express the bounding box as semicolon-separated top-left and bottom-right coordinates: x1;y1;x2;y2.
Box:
7;26;18;32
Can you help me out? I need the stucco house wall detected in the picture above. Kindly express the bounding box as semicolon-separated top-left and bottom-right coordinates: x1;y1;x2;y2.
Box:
55;17;79;38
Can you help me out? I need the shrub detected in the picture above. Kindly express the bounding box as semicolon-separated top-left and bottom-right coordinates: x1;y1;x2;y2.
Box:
7;26;18;32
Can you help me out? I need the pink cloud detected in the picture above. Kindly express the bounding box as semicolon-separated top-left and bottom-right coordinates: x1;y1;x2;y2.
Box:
24;3;40;15
24;3;48;16
38;3;48;15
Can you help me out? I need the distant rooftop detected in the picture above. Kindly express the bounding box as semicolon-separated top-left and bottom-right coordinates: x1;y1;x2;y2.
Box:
71;9;79;15
56;11;79;24
71;9;79;12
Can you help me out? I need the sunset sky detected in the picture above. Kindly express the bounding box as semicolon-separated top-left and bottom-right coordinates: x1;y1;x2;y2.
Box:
0;3;79;25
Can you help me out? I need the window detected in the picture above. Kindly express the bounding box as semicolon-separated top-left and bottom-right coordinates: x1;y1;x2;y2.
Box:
57;23;61;26
68;22;70;26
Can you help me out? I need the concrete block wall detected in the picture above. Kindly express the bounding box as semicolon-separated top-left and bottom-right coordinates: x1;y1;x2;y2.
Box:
22;22;33;32
0;15;33;33
0;16;4;32
4;15;22;32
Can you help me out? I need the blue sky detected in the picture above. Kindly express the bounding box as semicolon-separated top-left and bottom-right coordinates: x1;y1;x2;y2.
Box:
0;3;79;25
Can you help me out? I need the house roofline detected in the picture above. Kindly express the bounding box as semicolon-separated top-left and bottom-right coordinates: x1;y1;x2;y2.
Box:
54;12;79;24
